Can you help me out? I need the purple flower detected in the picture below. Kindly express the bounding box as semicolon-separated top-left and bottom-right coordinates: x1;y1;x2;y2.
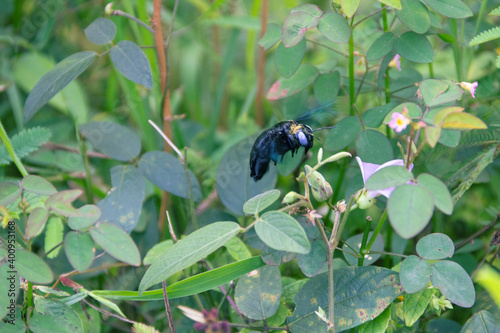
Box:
389;54;401;71
459;81;478;98
356;157;413;199
388;112;410;133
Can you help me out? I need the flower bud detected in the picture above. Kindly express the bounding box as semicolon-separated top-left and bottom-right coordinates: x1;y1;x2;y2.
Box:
354;189;377;209
105;2;114;15
282;191;300;204
305;166;333;202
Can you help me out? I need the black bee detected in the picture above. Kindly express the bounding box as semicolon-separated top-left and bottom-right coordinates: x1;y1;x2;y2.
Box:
250;120;315;181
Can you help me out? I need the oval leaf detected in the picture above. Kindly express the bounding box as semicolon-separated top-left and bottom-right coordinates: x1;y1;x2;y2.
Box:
90;222;141;266
442;112;488;130
399;255;432;293
275;39;306;78
420;80;463;107
421;0;472;18
258;23;281;50
395;31;434;63
418;173;453;214
64;231;95;272
97;165;145;233
396;0;430;34
431;260;475;307
355;129;394;164
288;267;403;332
22;175;57;196
461;311;500;333
267;64;319;100
67;204;101;230
367;32;395;60
216;137;277;215
30;299;83;333
362;102;398;128
366;166;413;191
84;17;116;45
290;4;323;18
138;222;242;294
110;40;153;88
324;116;361;152
24;51;96;122
341;0;361;18
282;11;318;47
255;211;310;254
0;182;21;206
139;150;202;202
388;184;434;239
416;233;454;260
16;249;54;284
79;121;141;161
297;239;327;277
313;71;340;104
235;265;282;319
25;207;49;239
243;189;281;215
317;12;351;44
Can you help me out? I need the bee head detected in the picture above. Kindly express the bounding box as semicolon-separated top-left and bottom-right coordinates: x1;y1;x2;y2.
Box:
293;124;314;148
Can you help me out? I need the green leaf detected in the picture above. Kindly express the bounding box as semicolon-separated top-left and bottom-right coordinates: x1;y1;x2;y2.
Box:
421;0;472;18
225;237;252;261
24;51;96;122
79;121;141;162
16;249;54;284
90;222;141;266
243;189;281;215
143;240;174;265
313;71;340;104
403;288;434;326
139;151;201;202
491;6;500;15
358;306;391;333
44;189;82;217
22;175;57;196
44;217;64;259
84;18;116;45
341;0;361;18
442;112;488;130
88;292;125;317
275;39;306;78
438;129;461;147
400;255;432;293
388;184;434;239
461;311;500;333
396;0;430;34
93;257;265;301
416;233;454;260
282;11;319;47
420;80;463;107
288;267;403;332
262;245;297;265
447;145;498;203
235;265;282;320
395;31;434;63
362;102;398;128
0;127;52;166
216;137;277;215
297;239;326;277
138;222;242;294
324;116;361;152
431;260;475;307
418;174;453;214
290;4;323;18
25;207;49;239
67;204;101;230
0;182;21;206
258;23;282;50
110;40;153;88
267;64;319;100
64;231;95;272
30;299;83;333
366;166;413;191
97;165;145;233
317;12;351;44
255;211;310;254
367;32;395;60
343;232;384;266
355;129;394;164
378;0;401;9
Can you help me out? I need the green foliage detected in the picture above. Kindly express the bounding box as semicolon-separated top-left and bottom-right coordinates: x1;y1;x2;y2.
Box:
0;127;51;165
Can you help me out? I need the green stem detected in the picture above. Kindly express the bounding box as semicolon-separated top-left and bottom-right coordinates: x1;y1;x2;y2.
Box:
428;62;434;79
0;121;28;177
183;147;197;230
381;5;388;31
365;209;387;252
450;19;463;82
331;159;347;205
348;26;355;116
77;133;93;204
357;217;372;266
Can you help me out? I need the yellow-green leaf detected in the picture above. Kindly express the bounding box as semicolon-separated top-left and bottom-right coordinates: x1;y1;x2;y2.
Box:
442;112;487;130
378;0;402;10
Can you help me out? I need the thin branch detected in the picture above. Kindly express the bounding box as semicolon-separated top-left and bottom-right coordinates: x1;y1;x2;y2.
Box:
43;142;110;159
456;213;499;249
83;299;136;324
162;281;176;333
166;211;178;243
148;120;183;159
111;10;154;34
307;39;349;58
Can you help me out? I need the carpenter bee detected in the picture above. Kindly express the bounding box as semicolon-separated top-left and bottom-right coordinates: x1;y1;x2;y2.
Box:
250;120;319;181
